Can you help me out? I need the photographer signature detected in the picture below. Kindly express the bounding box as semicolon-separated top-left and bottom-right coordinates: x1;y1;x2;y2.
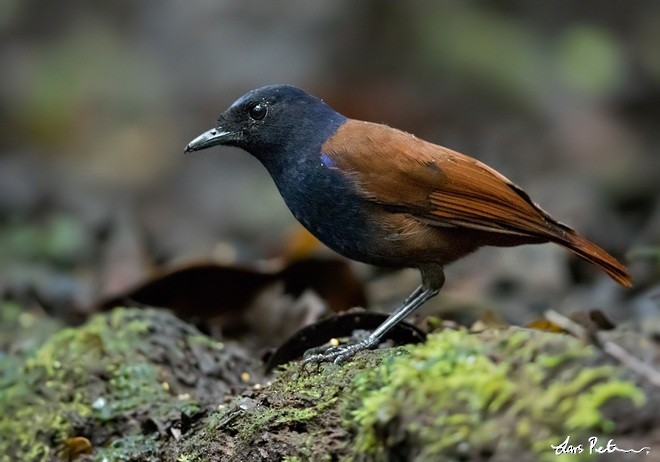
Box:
552;436;650;456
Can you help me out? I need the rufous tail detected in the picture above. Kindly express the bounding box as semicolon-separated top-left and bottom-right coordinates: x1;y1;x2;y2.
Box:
555;230;632;288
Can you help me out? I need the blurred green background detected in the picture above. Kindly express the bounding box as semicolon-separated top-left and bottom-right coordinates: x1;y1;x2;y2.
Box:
1;0;658;327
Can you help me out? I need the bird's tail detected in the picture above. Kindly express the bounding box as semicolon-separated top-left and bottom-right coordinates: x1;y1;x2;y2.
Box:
554;229;632;288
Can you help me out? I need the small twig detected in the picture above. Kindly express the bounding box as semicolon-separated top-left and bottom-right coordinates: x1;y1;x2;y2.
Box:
544;309;587;338
545;309;660;388
600;341;660;388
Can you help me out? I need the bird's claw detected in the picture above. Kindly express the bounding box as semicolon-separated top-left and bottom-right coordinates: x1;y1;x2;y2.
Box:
302;338;375;366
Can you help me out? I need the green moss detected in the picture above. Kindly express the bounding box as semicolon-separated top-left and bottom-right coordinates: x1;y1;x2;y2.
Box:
165;326;647;461
0;301;63;357
15;309;640;461
173;349;400;461
0;308;233;461
345;328;645;461
93;434;161;462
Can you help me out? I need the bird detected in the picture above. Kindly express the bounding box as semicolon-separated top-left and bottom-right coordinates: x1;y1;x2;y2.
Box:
185;84;632;364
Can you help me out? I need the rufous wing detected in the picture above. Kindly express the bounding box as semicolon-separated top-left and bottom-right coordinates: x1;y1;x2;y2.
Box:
323;119;632;287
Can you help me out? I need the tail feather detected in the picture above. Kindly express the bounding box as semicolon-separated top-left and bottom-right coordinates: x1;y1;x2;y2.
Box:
554;230;632;288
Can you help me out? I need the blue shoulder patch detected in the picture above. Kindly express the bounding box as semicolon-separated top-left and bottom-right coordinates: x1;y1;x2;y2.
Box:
320;154;335;168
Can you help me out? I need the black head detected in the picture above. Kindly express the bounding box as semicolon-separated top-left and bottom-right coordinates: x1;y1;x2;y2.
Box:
184;85;346;163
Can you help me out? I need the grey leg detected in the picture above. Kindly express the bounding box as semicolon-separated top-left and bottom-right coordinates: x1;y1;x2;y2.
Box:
303;264;445;365
403;285;424;305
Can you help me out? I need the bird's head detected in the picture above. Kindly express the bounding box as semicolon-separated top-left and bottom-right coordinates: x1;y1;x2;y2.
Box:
184;85;345;162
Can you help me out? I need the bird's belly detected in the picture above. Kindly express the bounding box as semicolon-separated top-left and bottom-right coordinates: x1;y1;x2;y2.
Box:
290;197;489;268
288;193;381;263
271;159;470;268
273;166;388;264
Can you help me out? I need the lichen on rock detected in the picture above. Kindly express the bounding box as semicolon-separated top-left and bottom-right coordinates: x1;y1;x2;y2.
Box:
0;308;650;462
344;328;646;461
0;307;259;462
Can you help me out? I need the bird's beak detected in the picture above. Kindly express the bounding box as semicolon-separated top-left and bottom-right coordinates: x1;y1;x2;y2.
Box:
184;127;237;153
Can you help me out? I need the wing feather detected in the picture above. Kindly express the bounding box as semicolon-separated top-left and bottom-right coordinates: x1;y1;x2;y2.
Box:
324;119;566;240
321;119;631;287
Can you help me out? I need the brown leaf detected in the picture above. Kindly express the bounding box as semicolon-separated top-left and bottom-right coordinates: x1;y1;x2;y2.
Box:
98;257;366;331
264;310;426;373
59;437;92;461
526;318;566;333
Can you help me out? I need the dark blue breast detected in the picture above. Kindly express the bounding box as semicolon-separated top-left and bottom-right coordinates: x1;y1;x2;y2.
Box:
267;154;382;263
249;107;392;264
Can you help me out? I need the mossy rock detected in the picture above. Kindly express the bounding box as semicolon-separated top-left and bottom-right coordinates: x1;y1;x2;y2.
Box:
0;308;650;461
174;327;647;462
345;328;646;461
0;308;259;462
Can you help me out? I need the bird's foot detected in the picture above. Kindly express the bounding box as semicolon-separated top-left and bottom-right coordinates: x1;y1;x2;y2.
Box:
302;337;377;366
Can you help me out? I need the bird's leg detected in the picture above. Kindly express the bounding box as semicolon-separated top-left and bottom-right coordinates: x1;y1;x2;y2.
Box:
303;265;445;365
302;285;426;359
403;285;424;305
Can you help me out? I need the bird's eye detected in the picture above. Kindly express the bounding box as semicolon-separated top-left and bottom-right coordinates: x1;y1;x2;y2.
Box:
249;103;267;120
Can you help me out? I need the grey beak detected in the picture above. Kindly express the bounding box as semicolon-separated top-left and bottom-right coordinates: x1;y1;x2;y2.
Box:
184;128;235;153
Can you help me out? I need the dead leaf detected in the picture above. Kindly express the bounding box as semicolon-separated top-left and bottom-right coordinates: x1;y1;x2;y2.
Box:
526;318;566;333
264;310;426;373
98;257;366;333
59;437;92;461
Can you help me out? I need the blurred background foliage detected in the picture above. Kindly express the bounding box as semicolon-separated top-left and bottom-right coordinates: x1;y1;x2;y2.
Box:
0;0;658;332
